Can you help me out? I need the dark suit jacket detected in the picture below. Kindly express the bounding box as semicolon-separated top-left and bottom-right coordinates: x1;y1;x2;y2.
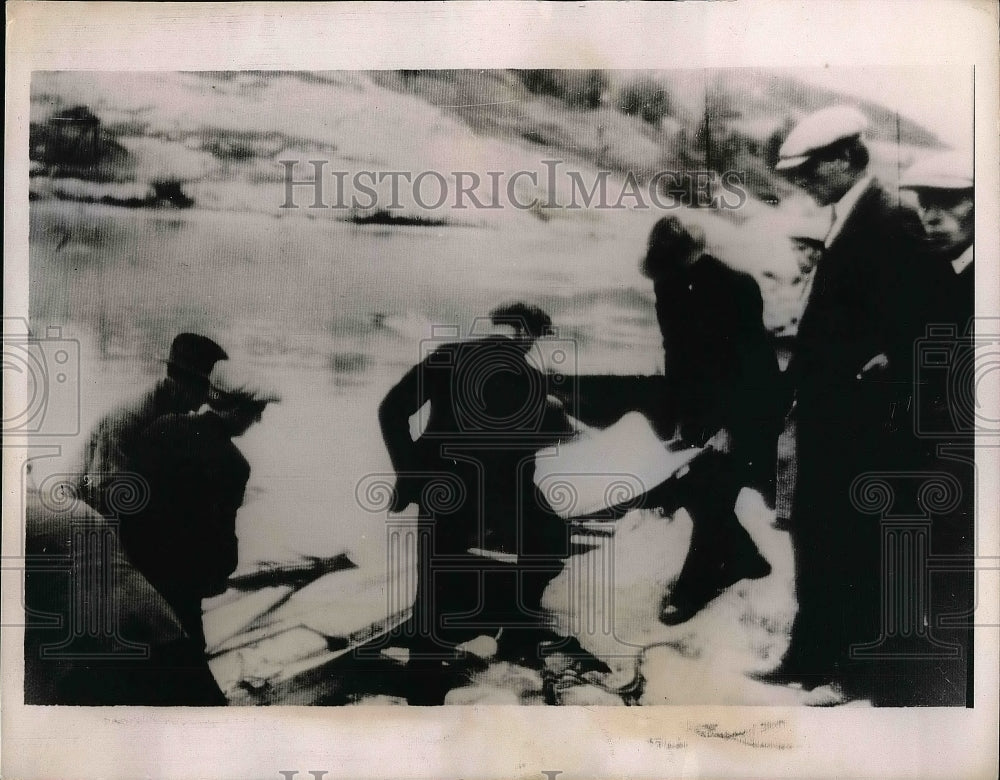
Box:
652;253;783;467
888;247;974;383
790;179;922;414
789;178;923;513
887;247;975;459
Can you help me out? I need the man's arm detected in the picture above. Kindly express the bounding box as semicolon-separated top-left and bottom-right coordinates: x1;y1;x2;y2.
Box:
378;362;424;471
857;204;926;381
378;358;433;512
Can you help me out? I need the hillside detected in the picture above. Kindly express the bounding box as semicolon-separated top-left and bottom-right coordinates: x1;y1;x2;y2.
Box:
31;69;943;213
28;69;947;346
371;68;944;207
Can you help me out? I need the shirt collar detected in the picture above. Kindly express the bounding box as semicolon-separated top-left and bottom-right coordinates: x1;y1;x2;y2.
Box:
951;244;974;275
825;175;874;248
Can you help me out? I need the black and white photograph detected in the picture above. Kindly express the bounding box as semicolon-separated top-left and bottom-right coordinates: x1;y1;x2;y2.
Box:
4;2;999;779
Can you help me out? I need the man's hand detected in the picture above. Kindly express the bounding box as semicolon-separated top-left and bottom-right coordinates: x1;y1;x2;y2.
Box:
857;352;890;380
389;475;421;514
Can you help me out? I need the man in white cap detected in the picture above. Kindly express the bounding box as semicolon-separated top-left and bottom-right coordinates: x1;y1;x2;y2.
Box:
863;149;974;390
877;150;974;706
776;105;872;211
765;105;923;698
899;149;974;315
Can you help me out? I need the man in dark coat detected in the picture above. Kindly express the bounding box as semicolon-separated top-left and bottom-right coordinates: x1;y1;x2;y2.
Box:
642;216;782;625
125;364;278;650
378;302;574;703
889;150;975;412
769;106;924;698
864;151;975;705
77;333;228;516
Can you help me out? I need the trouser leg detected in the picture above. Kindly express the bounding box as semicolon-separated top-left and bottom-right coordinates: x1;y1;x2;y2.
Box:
660;452;771;624
780;456;844;682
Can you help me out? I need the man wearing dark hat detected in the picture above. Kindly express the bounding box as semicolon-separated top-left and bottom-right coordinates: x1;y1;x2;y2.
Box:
768;106;923;696
641;216;783;625
378;302;574;703
77;333;228;516
123;363;279;650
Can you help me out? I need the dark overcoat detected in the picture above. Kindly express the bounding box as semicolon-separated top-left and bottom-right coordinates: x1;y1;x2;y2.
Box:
785;179;927;692
126;411;249;647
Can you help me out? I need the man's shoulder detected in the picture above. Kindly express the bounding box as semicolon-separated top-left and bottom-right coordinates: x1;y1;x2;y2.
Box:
424;340;463;363
833;180;922;255
89;384;161;436
144;410;197;434
857;180;920;231
132;413;194;461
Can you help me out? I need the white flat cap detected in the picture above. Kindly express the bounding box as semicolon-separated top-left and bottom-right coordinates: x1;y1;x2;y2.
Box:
776;105;870;170
899;149;974;190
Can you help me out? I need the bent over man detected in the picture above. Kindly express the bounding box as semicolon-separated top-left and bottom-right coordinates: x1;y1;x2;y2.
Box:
641;216;783;625
379;302;574;703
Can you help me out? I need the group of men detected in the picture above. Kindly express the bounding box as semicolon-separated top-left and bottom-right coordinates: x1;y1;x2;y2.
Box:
376;104;975;707
642;106;975;706
25;333;279;705
24;103;975;708
768;106;975;705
